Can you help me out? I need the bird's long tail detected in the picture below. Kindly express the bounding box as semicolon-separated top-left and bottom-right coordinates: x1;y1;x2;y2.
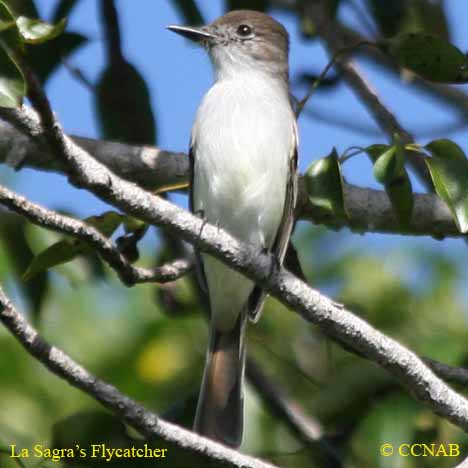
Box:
193;314;246;448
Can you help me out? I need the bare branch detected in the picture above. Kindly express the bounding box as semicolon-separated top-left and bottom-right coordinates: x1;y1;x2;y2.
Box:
0;118;188;190
0;183;192;285
0;285;278;468
5;91;468;434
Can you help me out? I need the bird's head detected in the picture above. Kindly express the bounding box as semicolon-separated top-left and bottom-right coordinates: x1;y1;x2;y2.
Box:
168;10;289;81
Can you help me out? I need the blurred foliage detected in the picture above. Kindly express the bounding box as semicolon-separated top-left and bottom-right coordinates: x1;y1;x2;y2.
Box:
2;221;468;467
1;1;468;468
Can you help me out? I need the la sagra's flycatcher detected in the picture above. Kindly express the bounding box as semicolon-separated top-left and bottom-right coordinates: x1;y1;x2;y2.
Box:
168;10;298;447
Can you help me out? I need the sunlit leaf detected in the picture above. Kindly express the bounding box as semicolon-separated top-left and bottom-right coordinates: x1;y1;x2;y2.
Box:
304;148;347;221
425;156;468;233
380;33;466;83
23;211;123;280
16;16;66;44
0;45;24;107
74;211;123;237
372;145;399;184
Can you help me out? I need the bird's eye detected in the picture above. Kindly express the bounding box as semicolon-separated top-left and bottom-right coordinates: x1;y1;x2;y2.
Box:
236;24;252;37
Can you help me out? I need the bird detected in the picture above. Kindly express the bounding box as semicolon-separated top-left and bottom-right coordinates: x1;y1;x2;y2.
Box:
168;10;298;448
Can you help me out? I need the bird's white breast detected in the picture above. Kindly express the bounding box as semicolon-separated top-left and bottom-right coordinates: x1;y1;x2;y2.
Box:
192;72;294;247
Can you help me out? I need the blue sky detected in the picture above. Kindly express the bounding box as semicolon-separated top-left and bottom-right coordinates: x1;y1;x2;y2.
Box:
2;0;468;289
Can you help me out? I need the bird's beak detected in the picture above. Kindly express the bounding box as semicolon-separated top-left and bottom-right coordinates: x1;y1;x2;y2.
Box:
167;25;214;43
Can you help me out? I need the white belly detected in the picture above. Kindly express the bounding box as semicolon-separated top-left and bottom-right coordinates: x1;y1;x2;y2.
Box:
191;74;294;330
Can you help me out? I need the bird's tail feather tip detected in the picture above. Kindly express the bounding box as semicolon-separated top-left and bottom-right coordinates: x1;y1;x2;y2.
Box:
193;317;245;448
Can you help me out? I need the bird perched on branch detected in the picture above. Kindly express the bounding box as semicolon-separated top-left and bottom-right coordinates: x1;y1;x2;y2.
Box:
168;10;298;447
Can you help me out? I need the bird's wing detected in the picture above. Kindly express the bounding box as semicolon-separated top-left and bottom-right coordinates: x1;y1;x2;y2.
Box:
248;119;299;322
189;144;208;292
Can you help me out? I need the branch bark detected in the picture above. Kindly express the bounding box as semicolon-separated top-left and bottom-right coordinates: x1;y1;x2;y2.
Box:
0;117;459;239
3;99;468;435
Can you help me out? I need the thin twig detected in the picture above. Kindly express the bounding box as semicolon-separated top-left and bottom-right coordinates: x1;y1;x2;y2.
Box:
304;3;432;189
0;183;192;286
424;358;468;387
296;40;374;118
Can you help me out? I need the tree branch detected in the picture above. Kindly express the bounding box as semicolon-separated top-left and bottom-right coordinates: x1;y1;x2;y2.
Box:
298;180;458;239
4;94;468;434
0;285;278;468
424;358;468;387
0;183;192;286
304;2;432;189
0;117;459;239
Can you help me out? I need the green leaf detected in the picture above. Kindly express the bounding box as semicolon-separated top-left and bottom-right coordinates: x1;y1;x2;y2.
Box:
96;59;156;144
85;211;123;236
172;0;204;25
25;31;87;83
23;211;123;280
368;0;449;40
326;0;342;18
404;0;449;40
425;156;468;233
365;144;390;161
372;145;401;184
0;45;24;107
16;16;66;44
23;238;87;280
122;216;146;233
0;0;21;49
385;169;413;227
425;138;466;162
6;0;39;18
0;215;49;320
304;148;347;221
51;0;81;23
368;143;413;226
380;33;466;83
366;0;406;37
